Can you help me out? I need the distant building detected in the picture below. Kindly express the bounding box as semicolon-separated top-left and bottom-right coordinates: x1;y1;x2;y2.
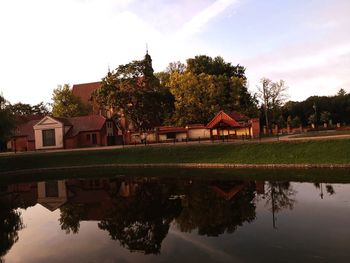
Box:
206;111;260;139
33;115;121;150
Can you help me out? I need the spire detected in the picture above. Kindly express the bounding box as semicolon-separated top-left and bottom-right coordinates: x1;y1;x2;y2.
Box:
144;44;152;69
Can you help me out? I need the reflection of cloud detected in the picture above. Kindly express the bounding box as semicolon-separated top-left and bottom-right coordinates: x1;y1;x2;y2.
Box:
169;229;241;262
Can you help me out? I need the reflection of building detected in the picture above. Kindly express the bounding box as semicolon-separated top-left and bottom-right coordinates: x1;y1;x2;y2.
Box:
211;181;265;201
37;181;68;211
119;181;138;197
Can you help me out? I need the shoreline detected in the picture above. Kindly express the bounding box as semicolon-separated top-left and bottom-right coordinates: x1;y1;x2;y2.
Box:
2;162;350;176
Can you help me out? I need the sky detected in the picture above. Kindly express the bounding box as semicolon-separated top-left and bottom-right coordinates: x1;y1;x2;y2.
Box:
0;0;349;105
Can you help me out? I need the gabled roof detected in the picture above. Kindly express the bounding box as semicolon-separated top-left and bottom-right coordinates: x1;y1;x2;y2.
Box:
226;111;250;122
211;185;244;201
72;82;101;105
206;111;243;129
66;115;106;137
34;116;71;128
14;119;41;140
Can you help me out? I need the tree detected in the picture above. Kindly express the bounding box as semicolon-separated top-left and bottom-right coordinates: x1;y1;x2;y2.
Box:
52;84;91;117
93;53;169;131
0;95;15;151
337;88;347;96
257;78;288;133
0;198;24;261
308;114;316;126
320;111;331;125
59;203;87;234
175;181;256;236
291;116;301;128
167;55;257;125
98;180;181;254
8;102;50;116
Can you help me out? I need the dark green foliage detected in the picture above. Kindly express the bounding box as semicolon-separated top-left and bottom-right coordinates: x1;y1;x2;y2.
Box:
94;54;169;130
0;197;24;260
8;102;50;116
52;84;91;117
0;95;15;151
166;55;257;125
98;181;182;254
176;181;256;236
282;92;350;126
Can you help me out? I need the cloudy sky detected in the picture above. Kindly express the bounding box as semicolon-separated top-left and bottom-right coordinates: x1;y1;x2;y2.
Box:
0;0;349;105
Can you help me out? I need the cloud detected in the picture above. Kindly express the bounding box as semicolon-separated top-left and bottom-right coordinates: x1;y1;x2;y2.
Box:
176;0;239;40
245;43;350;101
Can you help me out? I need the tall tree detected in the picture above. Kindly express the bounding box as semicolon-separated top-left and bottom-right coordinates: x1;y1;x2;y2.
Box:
52;84;91;117
167;55;257;125
0;95;15;151
257;78;288;132
94;53;169;131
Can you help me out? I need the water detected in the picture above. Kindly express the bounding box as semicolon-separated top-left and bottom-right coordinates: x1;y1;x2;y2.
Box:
1;172;350;262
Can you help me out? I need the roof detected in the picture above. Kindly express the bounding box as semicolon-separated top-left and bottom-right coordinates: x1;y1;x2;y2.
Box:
226;111;250;122
51;116;73;126
15;119;40;140
72;82;101;105
66;115;106;137
206;111;242;129
156;126;187;134
186;124;206;129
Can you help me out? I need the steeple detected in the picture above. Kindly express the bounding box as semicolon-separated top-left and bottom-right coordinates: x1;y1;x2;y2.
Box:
144;43;152;67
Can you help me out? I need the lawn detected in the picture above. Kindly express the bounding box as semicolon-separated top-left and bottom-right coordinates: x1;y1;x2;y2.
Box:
0;139;349;173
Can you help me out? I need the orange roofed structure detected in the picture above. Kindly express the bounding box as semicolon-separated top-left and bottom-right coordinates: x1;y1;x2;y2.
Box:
206;111;260;140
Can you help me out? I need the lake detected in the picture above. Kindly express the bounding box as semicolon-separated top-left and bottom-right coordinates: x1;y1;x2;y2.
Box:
1;169;350;262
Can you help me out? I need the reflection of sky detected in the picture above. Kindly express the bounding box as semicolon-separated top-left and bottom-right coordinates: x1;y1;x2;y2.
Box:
4;182;350;263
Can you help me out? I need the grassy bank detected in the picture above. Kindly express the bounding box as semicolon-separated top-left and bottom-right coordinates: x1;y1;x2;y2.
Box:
0;139;349;173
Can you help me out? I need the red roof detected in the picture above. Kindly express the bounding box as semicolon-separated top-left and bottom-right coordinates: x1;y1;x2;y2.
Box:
15;119;40;141
186;124;206;129
206;111;242;129
72;82;101;105
226;111;250;122
51;116;73;126
156;126;187;134
66;115;106;137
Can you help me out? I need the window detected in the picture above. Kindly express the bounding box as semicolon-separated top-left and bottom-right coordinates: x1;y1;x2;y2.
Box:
42;129;56;146
92;133;97;144
166;132;176;139
86;134;91;141
45;181;59;197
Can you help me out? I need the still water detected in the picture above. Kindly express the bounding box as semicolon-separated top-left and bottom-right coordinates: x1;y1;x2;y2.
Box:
1;173;350;262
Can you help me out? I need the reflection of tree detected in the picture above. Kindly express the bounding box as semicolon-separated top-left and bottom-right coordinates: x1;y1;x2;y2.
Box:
59;203;87;234
98;181;182;254
0;200;24;261
175;182;256;236
314;183;335;199
264;182;296;228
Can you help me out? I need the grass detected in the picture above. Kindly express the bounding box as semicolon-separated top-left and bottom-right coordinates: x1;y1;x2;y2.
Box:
0;139;349;173
292;130;350;138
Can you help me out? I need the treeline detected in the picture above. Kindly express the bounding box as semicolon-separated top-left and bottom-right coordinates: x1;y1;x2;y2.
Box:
94;54;258;130
281;89;350;127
